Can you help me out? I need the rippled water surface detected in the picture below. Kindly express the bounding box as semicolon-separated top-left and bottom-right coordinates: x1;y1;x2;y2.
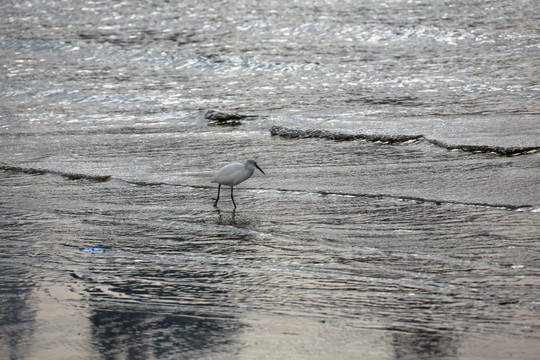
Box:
1;0;539;359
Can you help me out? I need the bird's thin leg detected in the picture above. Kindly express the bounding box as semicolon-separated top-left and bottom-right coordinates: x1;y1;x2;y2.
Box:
213;184;221;207
230;185;236;208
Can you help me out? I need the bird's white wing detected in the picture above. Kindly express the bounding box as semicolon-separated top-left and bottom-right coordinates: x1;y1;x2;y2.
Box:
211;162;245;185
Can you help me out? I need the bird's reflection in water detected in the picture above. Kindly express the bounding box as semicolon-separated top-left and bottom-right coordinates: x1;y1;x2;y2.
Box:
214;207;259;229
214;207;237;225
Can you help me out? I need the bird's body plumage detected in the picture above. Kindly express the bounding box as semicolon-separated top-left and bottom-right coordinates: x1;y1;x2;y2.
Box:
211;159;265;208
211;162;254;186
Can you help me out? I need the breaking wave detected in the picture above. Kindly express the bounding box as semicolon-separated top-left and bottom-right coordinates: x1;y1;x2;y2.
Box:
270;126;540;156
0;164;111;182
270;126;422;144
425;139;540;157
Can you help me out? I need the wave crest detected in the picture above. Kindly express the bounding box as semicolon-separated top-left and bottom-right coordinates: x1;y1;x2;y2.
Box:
270;126;540;156
0;164;111;182
270;126;422;144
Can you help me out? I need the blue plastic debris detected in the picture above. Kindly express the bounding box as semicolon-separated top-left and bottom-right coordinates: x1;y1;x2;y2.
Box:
84;247;105;253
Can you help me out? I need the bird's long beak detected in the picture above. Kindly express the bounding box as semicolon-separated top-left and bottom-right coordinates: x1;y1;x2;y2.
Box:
256;164;265;175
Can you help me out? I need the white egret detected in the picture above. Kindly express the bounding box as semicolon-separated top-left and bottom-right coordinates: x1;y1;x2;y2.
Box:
211;159;265;208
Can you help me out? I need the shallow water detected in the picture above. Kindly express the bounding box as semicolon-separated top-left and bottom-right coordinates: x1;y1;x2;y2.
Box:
1;0;540;359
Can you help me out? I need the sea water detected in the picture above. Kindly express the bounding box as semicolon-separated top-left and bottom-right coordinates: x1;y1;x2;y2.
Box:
1;1;539;359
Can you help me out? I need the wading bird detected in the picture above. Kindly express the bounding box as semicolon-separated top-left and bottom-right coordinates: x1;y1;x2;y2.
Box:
211;159;265;208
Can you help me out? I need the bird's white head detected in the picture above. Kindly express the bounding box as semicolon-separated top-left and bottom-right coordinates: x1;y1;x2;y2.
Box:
245;159;265;174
